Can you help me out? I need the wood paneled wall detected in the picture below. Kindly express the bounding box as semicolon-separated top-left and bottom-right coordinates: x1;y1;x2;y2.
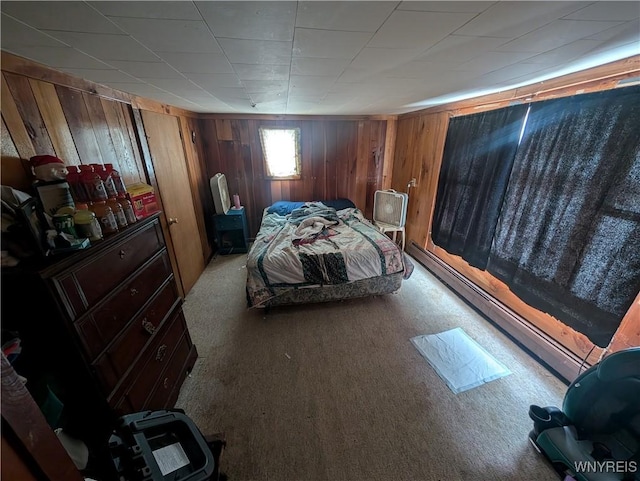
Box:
198;117;393;237
393;56;640;364
1;72;146;192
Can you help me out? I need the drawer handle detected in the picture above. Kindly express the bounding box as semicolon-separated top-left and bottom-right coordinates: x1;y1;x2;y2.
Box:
142;319;156;335
130;287;138;296
156;344;168;362
119;249;126;259
163;377;169;389
168;217;179;225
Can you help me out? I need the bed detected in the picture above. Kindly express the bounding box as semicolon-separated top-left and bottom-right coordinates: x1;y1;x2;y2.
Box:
245;199;412;308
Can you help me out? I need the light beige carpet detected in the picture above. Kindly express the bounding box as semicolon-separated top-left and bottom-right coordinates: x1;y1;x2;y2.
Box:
176;253;566;481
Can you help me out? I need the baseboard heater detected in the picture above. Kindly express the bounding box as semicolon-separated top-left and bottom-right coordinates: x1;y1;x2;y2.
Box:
406;241;589;384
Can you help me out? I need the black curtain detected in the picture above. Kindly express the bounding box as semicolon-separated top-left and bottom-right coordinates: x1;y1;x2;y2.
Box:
487;86;640;347
432;104;528;269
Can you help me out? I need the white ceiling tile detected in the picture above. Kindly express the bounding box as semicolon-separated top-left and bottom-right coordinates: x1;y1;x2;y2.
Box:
157;52;234;74
42;31;158;62
218;38;291;65
101;81;148;92
142;78;202;91
286;100;322;114
206;87;250;100
233;64;289;81
296;2;396;32
380;60;458;79
4;45;111;69
522;39;603;66
250;91;287;104
368;10;476;49
564;2;640;22
350;48;422;70
196;1;296;41
457;51;538;74
1;0;636;116
1;14;69;48
418;35;509;63
287;91;325;102
293;29;372;59
397;1;495;13
497;19;625;53
109;17;220;53
109;82;168;97
454;2;591;38
574;41;639;66
1;1;123;34
363;77;426;91
185;73;243;89
59;68;142;84
475;63;549;86
289;75;336;89
252;101;288;114
107;60;183;78
89;1;202;20
584;20;640;42
290;58;351;77
241;80;288;93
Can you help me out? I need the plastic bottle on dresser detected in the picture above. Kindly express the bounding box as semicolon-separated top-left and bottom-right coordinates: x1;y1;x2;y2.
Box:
66;166;88;203
105;164;127;197
73;203;103;242
107;197;128;229
116;194;137;225
79;165;108;202
90;201;118;235
92;163;118;199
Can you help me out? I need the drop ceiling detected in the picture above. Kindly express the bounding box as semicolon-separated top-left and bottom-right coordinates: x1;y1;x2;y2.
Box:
1;1;638;115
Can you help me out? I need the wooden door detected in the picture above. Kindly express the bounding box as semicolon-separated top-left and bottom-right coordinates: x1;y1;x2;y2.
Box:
140;110;204;295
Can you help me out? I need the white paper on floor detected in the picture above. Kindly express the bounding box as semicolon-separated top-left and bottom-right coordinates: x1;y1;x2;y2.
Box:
411;327;511;394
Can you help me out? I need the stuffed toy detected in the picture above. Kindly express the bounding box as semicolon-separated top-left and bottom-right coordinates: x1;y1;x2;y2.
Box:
30;155;68;182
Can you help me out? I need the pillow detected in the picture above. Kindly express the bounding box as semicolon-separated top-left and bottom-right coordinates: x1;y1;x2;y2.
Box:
322;198;356;211
267;200;305;215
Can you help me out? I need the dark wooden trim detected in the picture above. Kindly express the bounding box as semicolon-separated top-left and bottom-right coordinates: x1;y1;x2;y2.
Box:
1;353;84;481
407;242;585;383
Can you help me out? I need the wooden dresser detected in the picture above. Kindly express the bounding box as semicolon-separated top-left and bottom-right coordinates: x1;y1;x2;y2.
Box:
2;213;197;453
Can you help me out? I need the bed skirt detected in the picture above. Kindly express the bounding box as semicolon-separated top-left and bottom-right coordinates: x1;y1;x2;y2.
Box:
249;272;404;308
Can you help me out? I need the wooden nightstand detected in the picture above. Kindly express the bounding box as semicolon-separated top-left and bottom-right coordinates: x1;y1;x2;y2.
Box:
214;207;249;254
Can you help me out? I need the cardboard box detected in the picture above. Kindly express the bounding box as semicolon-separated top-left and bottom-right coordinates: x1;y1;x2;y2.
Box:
126;183;159;220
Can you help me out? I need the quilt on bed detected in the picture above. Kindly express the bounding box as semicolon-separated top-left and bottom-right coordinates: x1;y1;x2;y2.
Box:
246;203;406;307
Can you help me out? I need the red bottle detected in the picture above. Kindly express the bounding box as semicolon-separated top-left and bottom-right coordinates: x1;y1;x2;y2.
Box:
92;163;118;199
79;164;108;202
105;164;127;197
66;165;88;202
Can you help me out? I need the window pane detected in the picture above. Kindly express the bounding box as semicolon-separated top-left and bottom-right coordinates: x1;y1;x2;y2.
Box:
259;127;301;178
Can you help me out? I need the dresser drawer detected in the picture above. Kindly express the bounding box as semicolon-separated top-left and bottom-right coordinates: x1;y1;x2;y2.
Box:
119;309;187;409
92;280;180;391
55;220;165;319
75;251;173;360
144;334;192;411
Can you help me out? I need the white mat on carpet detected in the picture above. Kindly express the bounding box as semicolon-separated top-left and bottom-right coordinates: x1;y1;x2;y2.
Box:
411;327;511;394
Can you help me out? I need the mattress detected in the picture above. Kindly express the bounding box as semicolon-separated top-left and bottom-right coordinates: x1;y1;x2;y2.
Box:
246;203;406;307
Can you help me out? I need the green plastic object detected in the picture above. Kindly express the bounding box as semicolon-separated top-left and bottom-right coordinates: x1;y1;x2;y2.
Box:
529;347;640;481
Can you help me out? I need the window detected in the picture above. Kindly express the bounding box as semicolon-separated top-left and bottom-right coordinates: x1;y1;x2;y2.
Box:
259;127;301;179
432;85;640;347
